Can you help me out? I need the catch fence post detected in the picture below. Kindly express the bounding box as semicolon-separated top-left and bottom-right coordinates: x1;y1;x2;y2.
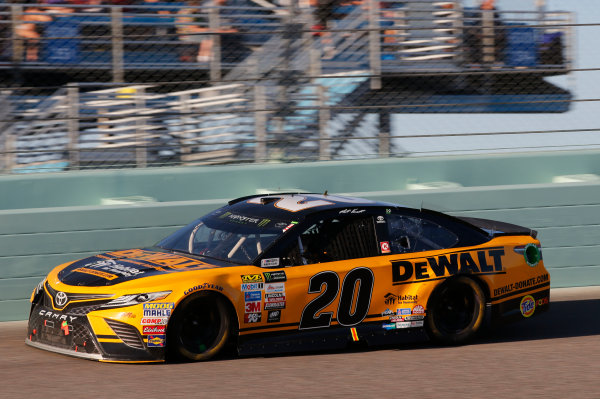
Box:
254;60;267;162
111;7;125;83
67;84;80;170
135;87;147;168
209;6;222;82
367;0;382;90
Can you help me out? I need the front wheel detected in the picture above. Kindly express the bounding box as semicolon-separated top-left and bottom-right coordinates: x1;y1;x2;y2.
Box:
426;276;486;345
167;293;232;362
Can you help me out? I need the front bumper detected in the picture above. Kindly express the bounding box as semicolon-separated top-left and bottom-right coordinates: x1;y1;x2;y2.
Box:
27;302;165;363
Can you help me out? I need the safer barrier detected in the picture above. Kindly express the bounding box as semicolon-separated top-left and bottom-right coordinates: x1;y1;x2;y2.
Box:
1;149;599;321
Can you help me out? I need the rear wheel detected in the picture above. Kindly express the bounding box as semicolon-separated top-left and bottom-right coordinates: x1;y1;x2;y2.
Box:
426;276;486;345
167;293;231;361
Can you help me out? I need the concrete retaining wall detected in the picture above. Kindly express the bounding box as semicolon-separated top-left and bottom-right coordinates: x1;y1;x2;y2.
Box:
2;150;599;321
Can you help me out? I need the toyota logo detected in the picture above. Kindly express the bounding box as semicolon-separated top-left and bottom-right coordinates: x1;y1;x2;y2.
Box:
55;291;68;307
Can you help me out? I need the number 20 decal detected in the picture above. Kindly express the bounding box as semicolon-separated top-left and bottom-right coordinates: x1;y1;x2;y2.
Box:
299;267;374;330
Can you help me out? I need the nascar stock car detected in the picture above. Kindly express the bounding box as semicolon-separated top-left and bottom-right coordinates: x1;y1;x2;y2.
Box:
26;193;550;362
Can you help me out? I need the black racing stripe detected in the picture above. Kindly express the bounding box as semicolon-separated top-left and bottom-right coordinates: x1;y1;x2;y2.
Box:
239;314;384;333
491;281;550;302
240;322;298;333
240;318;388;336
389;246;505;263
393;271;506;286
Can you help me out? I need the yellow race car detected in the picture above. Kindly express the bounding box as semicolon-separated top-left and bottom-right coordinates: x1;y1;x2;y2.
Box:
26;193;549;362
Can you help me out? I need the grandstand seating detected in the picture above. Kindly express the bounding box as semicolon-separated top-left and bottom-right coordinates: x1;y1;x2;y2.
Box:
0;0;573;172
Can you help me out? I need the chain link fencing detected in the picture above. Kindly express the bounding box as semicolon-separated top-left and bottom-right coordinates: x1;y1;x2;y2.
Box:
0;0;582;173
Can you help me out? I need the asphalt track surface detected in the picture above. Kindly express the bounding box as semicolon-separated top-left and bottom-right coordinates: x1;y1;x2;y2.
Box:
2;287;600;399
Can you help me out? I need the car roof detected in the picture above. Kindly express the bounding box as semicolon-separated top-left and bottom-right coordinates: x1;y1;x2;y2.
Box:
225;193;401;220
222;193;492;248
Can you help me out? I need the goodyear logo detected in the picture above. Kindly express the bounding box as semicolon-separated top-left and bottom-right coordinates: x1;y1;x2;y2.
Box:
392;248;505;283
241;274;264;283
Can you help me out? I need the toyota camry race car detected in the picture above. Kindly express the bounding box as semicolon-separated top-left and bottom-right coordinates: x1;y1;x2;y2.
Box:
26;193;549;362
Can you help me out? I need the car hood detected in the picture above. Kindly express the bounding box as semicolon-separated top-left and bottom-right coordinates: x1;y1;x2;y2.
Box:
57;248;233;287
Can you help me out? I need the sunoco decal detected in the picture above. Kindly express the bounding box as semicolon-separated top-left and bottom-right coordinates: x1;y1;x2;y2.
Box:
147;335;166;347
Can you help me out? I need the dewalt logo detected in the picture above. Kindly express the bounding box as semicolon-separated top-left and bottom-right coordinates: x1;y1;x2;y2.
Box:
392;248;505;284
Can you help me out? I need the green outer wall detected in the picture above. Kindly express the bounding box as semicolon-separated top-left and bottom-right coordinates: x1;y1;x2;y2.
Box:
2;150;599;321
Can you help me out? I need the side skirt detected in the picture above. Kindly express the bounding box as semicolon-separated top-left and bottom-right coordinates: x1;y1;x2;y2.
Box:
238;321;428;356
490;288;550;326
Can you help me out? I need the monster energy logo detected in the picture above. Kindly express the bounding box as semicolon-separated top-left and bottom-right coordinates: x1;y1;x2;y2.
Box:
258;219;271;227
262;270;286;282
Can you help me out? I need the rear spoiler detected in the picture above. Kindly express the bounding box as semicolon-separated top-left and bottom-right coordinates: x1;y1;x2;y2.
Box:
457;216;538;239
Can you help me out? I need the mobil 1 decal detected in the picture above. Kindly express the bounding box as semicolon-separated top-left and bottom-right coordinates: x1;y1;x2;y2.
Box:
391;247;506;284
299;267;374;330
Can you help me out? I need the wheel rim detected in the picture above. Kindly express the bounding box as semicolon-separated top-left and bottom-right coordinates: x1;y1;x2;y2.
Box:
178;299;223;355
433;282;478;335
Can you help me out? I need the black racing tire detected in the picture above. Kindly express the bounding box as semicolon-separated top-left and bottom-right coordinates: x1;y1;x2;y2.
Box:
426;276;486;345
167;293;232;362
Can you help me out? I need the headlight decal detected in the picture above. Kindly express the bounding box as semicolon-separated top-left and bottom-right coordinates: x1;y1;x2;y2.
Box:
100;291;172;309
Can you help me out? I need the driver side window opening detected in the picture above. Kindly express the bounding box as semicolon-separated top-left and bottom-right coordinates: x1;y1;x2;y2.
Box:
282;215;379;265
189;221;280;264
386;214;458;254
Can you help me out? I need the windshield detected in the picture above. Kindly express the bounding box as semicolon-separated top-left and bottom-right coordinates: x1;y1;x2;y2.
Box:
156;210;294;264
